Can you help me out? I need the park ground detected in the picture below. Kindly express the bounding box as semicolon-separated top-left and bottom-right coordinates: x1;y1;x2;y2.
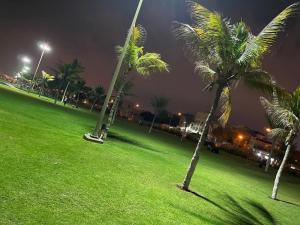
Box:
0;85;300;225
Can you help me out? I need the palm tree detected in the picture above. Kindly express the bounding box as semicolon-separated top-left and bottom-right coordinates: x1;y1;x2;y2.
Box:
37;71;55;97
149;96;169;133
106;25;169;131
71;80;88;108
172;1;299;191
260;85;300;200
89;86;105;112
52;59;84;104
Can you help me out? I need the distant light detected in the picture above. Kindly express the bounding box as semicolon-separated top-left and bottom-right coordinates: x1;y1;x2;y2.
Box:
83;100;88;104
39;42;52;52
136;104;140;108
23;66;31;71
178;112;182;116
110;99;114;103
291;166;296;170
22;56;32;64
238;135;244;140
264;156;269;160
266;128;272;133
257;152;262;157
22;66;31;73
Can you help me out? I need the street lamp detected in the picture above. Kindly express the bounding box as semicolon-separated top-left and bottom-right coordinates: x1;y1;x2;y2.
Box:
84;0;144;143
22;56;32;65
31;42;51;90
136;104;140;108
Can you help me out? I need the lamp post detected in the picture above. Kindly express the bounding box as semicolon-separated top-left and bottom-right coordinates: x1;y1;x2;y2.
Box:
31;42;51;90
84;0;144;143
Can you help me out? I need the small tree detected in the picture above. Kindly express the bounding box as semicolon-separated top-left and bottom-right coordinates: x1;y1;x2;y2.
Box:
260;86;300;199
89;86;105;112
37;71;55;97
149;96;169;133
52;59;84;104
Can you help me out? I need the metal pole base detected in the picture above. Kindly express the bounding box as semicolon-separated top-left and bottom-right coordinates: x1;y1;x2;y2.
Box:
83;133;104;144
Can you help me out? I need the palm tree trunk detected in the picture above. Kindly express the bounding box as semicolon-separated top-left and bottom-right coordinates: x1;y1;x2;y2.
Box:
265;140;275;172
61;81;70;102
75;93;80;108
107;91;122;132
90;99;97;112
271;136;293;200
112;98;121;125
181;85;223;191
149;115;156;133
54;81;64;104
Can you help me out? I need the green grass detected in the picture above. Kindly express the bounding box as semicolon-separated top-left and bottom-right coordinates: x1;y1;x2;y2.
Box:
0;85;300;225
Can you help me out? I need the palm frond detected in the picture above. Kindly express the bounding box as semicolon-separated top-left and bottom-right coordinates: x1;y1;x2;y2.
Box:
42;71;55;81
172;21;205;60
268;128;288;141
186;0;211;26
260;96;298;130
218;86;232;127
131;25;147;47
239;3;300;64
194;61;217;84
136;53;169;76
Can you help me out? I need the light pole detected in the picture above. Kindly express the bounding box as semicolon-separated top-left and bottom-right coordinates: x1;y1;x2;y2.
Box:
31;42;51;90
84;0;144;143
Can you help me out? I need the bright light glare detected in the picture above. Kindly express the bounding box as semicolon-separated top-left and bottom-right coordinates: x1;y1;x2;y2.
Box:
265;128;272;133
39;42;52;52
238;135;244;140
22;56;31;64
136;104;140;108
178;112;182;116
257;152;262;157
291;166;296;170
264;156;269;160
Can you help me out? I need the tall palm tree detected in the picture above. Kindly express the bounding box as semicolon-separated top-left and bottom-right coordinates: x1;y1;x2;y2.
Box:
37;71;55;97
260;86;300;200
107;25;169;130
149;96;169;133
172;0;299;191
89;86;105;112
52;59;84;104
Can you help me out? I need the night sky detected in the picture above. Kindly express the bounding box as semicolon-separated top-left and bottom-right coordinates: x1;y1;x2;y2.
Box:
0;0;300;134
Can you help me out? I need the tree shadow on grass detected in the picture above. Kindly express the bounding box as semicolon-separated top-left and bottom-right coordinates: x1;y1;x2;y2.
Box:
274;199;300;207
108;132;165;154
171;190;279;225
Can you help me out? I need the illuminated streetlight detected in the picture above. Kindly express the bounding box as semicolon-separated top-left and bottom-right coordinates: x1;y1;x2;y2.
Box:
22;66;31;73
178;112;182;116
22;56;32;64
31;42;52;90
136;104;140;108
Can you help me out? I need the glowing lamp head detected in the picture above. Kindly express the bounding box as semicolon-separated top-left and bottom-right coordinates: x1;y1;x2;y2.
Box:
178;112;182;116
39;42;51;52
238;135;244;140
22;56;31;64
136;104;140;108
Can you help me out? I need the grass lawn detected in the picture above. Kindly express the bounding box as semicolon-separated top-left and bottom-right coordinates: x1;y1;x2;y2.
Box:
0;85;300;225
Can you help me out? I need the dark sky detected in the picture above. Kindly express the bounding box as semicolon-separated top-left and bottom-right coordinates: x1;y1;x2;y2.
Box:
0;0;300;134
